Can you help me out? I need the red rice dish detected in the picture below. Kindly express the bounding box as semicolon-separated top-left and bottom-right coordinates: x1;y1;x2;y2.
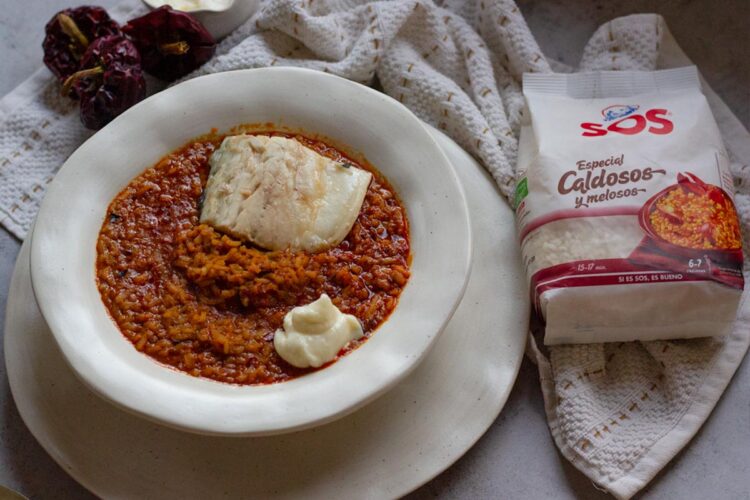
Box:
96;132;410;385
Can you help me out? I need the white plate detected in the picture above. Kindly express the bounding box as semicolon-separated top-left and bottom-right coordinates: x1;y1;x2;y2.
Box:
5;128;528;498
29;67;472;436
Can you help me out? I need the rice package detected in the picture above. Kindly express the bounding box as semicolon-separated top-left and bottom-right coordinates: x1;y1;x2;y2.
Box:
516;66;743;344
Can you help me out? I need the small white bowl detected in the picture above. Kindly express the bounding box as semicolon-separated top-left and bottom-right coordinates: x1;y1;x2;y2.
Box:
142;0;259;40
30;68;472;436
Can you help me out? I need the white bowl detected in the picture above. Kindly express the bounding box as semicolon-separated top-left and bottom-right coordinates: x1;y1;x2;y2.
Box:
30;68;472;436
141;0;259;40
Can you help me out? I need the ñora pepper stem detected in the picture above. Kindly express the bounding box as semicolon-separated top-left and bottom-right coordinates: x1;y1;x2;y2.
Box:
57;13;90;49
160;41;190;55
61;65;104;96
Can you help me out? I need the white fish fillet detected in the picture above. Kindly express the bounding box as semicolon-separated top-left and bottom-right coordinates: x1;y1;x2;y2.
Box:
200;135;373;251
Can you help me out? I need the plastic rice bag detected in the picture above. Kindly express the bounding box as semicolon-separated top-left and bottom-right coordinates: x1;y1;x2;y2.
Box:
516;66;743;344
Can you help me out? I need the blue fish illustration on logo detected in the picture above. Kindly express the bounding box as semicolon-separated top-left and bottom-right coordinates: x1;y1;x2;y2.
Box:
601;104;640;122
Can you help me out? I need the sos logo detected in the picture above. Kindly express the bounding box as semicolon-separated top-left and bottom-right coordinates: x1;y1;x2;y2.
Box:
580;104;673;137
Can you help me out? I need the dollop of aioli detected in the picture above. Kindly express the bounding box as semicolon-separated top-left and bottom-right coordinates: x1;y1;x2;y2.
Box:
274;294;363;368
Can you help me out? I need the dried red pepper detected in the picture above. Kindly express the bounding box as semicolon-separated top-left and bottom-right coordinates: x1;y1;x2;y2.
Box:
42;6;121;83
63;35;146;130
123;6;216;82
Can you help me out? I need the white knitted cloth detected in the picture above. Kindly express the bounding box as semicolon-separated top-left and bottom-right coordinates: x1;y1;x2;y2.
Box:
0;2;748;498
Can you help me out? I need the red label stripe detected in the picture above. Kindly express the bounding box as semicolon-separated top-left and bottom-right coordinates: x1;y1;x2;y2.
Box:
530;258;715;313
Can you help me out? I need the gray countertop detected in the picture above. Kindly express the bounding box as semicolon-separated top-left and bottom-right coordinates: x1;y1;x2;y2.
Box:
0;0;748;498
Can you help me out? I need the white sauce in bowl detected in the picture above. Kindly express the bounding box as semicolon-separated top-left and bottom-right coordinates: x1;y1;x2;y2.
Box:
147;0;233;12
274;294;363;368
